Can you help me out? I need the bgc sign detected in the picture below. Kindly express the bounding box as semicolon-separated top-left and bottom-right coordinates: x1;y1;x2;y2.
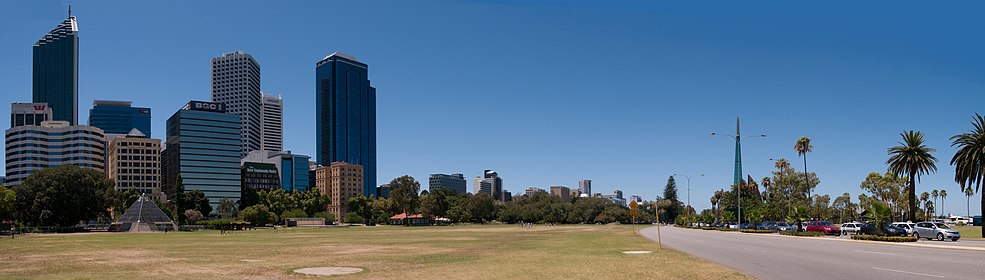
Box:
183;101;226;113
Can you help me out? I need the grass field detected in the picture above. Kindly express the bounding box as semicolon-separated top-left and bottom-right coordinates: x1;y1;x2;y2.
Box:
953;225;983;239
0;224;748;279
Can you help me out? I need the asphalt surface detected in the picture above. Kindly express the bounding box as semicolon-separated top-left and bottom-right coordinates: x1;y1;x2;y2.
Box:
639;226;985;280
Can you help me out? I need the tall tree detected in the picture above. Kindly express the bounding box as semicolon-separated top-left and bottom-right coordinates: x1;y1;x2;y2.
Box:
0;186;16;222
965;186;974;217
939;189;947;217
887;130;938;222
931;189;939;219
794;136;814;203
950;113;985;237
13;166;119;226
920;192;930;220
388;175;421;215
662;176;680;221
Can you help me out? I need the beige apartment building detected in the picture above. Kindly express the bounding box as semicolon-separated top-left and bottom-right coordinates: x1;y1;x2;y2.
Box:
315;162;364;221
107;129;163;200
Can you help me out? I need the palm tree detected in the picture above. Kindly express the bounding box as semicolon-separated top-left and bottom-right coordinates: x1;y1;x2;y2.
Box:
931;190;939;219
950;113;985;237
920;192;930;220
940;189;947;218
794;137;813;204
925;200;935;221
887;130;938;222
710;195;719;223
965;186;975;217
774;158;791;215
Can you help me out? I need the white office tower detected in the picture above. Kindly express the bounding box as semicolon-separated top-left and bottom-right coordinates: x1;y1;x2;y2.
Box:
261;92;283;152
210;51;262;157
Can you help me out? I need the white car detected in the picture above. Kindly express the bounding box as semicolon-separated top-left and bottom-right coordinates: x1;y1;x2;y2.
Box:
840;222;864;235
945;216;972;226
890;222;916;235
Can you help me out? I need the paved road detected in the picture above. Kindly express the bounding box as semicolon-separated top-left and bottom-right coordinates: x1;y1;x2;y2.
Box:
640;226;985;280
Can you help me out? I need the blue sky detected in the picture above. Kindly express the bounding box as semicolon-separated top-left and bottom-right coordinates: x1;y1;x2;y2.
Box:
1;1;983;215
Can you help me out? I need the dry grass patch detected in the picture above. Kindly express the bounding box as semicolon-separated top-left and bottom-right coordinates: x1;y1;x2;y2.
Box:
0;224;748;279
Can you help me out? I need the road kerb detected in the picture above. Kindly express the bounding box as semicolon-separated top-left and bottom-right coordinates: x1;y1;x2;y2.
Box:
670;226;985;252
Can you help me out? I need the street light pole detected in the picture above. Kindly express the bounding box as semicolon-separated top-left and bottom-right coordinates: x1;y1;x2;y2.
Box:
673;173;704;218
711;117;766;227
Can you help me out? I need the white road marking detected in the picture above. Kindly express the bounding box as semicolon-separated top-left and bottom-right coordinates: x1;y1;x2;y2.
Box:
872;267;944;278
854;250;896;256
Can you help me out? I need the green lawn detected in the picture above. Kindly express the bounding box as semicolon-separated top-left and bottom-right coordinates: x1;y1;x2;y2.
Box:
0;224;748;279
953;225;983;239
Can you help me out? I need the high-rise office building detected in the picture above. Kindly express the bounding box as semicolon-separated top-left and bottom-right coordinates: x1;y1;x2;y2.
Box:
315;52;377;197
10;103;52;127
241;150;311;192
33;12;78;125
428;173;466;194
210;51;262;157
578;179;592;197
5;121;104;187
376;184;391;198
261;93;283;152
107;129;162;199
162;101;242;210
473;176;491;195
89;100;151;137
315;162;363;220
483;170;504;201
550;185;571;202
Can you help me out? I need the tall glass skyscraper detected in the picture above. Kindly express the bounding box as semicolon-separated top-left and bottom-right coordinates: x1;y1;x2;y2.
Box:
162;101;242;210
33;13;79;125
88;100;151;137
315;52;377;197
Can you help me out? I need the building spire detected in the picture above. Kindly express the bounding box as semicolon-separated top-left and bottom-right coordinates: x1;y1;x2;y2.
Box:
68;5;71;17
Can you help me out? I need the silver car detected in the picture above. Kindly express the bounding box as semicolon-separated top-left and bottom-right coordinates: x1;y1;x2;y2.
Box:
890;222;916;235
841;222;864;235
912;222;960;241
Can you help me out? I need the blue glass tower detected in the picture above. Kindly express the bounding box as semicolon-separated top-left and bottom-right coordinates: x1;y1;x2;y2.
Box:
33;13;79;125
316;52;377;197
89;100;151;137
163;101;242;210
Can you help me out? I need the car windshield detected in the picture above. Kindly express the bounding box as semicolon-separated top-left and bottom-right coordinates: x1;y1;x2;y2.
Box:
820;222;833;226
934;223;950;229
777;223;788;226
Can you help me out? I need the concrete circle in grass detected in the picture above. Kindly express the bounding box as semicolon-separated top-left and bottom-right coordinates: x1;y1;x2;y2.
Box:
294;267;363;276
622;250;653;254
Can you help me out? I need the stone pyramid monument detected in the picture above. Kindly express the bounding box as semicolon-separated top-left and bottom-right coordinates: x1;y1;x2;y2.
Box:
109;194;177;232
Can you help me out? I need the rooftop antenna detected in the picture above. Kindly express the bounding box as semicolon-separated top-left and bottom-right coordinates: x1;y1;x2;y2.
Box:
68;5;72;17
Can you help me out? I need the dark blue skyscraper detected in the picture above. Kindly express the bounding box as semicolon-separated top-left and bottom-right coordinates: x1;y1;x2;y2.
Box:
33;12;78;125
162;101;242;210
316;52;377;197
89;100;151;137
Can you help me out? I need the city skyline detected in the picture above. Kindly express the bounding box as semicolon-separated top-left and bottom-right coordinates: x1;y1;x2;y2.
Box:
1;1;983;215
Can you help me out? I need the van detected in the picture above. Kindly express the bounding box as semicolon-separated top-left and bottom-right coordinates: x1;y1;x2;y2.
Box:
945;216;972;226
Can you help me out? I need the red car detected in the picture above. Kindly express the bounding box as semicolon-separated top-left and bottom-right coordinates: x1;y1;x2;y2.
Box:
805;221;841;236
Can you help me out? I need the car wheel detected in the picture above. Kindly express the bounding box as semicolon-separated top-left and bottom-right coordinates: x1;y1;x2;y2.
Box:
912;232;920;239
937;233;944;241
842;230;847;236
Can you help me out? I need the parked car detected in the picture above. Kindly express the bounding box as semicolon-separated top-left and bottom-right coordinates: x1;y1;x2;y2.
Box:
945;216;973;226
796;221;815;231
890;222;916;235
858;223;908;236
913;222;960;241
772;222;797;232
760;222;775;230
805;221;841;236
841;222;864;235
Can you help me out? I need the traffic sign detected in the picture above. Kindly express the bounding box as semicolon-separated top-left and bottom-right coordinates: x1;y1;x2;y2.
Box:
629;200;638;210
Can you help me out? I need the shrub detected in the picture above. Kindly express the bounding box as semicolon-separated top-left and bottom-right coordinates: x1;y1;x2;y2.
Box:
740;229;773;234
313;211;336;224
700;227;717;230
241;205;277;226
851;235;918;242
715;228;738;232
344;212;363;224
280;208;308;222
195;219;239;226
780;231;823;237
184;209;204;225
